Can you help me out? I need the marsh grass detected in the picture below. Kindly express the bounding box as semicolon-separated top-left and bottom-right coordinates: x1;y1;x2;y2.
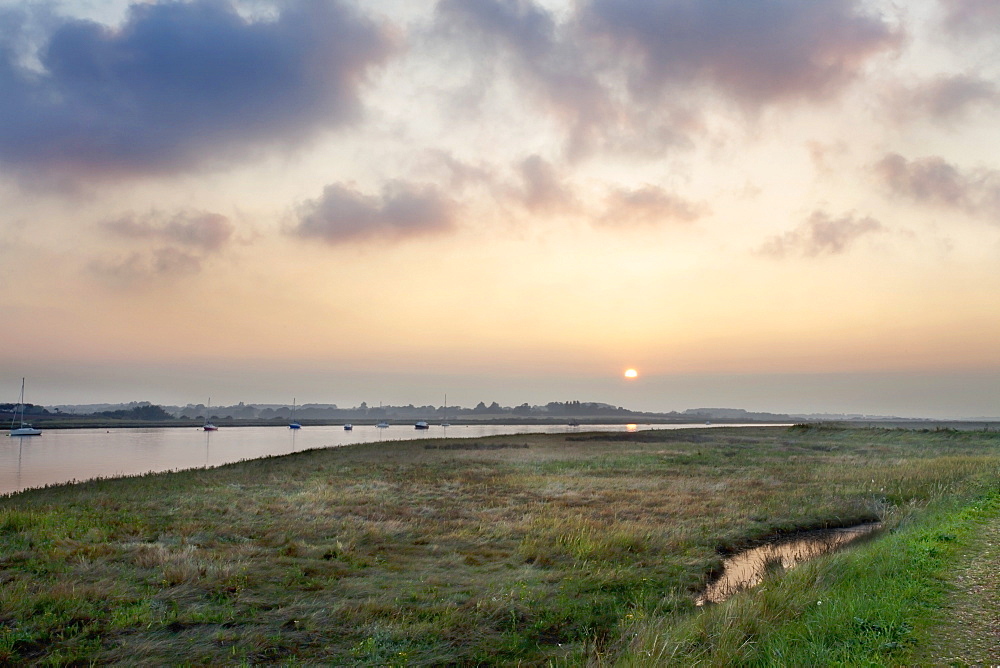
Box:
626;491;1000;666
0;425;998;664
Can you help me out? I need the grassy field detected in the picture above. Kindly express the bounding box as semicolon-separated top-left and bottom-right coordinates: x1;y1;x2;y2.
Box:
0;425;998;665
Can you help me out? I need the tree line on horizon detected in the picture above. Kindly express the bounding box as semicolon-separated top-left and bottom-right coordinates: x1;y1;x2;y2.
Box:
9;399;800;423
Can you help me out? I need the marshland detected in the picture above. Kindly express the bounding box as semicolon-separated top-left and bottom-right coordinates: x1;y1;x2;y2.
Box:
1;424;999;664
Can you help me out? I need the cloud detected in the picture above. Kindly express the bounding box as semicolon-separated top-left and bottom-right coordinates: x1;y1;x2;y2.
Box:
889;74;999;122
874;153;1000;218
515;155;577;213
578;0;901;108
758;211;883;258
941;0;1000;37
875;153;969;207
105;211;235;252
436;0;556;61
0;0;395;178
90;247;205;282
598;185;707;226
293;181;457;244
433;0;614;157
807;141;850;175
91;209;234;282
432;0;899;159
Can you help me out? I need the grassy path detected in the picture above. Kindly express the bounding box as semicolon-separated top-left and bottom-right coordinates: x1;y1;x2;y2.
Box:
926;509;1000;663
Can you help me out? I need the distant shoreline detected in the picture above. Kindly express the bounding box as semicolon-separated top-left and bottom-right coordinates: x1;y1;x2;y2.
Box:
11;417;999;431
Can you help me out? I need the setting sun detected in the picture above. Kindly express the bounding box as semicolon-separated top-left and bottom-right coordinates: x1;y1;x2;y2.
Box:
624;369;638;379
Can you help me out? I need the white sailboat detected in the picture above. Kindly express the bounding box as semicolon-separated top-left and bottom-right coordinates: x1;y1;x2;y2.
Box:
440;393;451;427
289;398;301;429
9;378;41;436
203;398;218;431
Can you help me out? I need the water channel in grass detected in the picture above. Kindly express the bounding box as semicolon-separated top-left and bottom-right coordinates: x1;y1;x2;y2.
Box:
696;523;883;605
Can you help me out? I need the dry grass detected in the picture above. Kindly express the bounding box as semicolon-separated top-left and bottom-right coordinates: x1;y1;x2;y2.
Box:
0;425;997;664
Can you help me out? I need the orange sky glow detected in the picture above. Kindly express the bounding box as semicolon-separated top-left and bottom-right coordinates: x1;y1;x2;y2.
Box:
1;0;998;419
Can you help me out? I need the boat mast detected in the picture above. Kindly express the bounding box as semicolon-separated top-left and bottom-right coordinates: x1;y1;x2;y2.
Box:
14;378;25;429
9;379;20;430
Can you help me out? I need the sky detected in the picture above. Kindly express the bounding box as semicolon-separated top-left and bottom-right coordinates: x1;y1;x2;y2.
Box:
1;0;999;419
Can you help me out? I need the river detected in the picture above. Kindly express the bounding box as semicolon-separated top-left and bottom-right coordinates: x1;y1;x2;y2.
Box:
1;423;778;496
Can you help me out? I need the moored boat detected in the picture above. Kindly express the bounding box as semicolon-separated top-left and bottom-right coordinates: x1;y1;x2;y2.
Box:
8;378;41;437
203;398;218;431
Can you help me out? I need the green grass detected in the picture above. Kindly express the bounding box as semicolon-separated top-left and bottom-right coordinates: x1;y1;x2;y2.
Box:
0;425;998;664
622;487;1000;666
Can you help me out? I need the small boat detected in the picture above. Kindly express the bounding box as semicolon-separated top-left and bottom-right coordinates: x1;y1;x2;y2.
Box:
203;398;218;431
288;398;301;429
343;423;353;431
414;421;429;430
440;394;451;427
9;378;41;436
376;421;389;429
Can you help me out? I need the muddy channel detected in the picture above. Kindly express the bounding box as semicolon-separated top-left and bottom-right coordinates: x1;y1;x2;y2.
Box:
697;523;883;605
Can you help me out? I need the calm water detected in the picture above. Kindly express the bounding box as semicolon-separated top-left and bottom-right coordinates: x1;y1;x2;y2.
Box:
696;523;882;605
1;423;763;496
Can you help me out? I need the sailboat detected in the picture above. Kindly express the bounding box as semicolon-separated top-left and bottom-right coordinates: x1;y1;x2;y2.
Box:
376;401;389;428
203;398;218;431
9;378;41;436
440;393;451;427
288;398;301;429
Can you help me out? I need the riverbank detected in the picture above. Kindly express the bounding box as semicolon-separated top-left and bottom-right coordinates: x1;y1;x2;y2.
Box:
0;425;997;664
11;416;791;430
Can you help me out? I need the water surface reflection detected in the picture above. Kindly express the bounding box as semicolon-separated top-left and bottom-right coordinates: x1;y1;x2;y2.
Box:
697;523;882;605
2;423;773;495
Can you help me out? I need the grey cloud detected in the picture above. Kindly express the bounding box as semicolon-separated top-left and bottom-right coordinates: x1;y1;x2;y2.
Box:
759;211;883;258
149;247;203;275
891;74;999;121
90;248;204;282
105;211;235;252
420;151;576;215
93;209;234;282
578;0;901;107
293;182;456;244
433;0;616;157
436;0;556;60
942;0;1000;36
0;0;395;177
516;155;576;213
599;185;707;226
433;0;899;159
875;153;1000;219
875;153;970;207
422;150;497;191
